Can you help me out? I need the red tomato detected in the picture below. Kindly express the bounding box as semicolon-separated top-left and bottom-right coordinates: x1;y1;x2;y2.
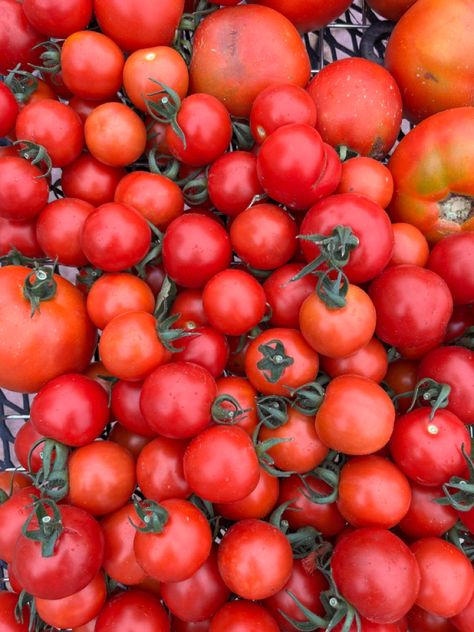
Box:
320;337;388;383
337;156;394;208
172;326;229;378
14;422;45;473
95;590;169;632
366;0;417;20
0;0;43;74
388;223;430;267
109;423;151;460
407;605;456;632
61;153;125;207
0;471;31;495
398;482;458;539
0;82;18;137
0;157;49;221
384;359;419;413
210;601;279;632
110;381;154;438
0;486;41;564
22;0;92;37
263;264;317;329
428;233;474;305
170;290;208;330
451;591;474;631
215;467;279;521
218;519;293;600
0;590;30;632
332;528;420;623
0;217;43;258
137;436;191;502
208;151;263;217
214;375;258;436
251;0;353;32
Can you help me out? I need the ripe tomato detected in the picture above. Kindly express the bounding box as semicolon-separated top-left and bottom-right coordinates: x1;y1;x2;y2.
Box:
95;590;169;632
0;0;43;74
218;519;293;600
321;337;388;383
0;157;49;221
14;422;45;473
85;102;147;167
0;266;96;393
307;58;402;158
332;528;420;623
388;223;430;267
0;486;41;564
427;233;474;305
0;217;43;258
383;359;419;413
398;482;458;539
263;264;317;329
110;381;156;438
61;153;125;207
0;471;30;495
366;0;416;20
215;467;279;521
0;82;18;137
337;157;394;208
189;4;311;117
0;590;29;632
411;538;474;618
251;0;353;32
210;601;279;632
208;151;263;217
406;605;456;632
137;436;191;502
133;498;212;583
22;0;92;37
316;375;395;455
215;376;258;435
108;423;151;459
172;326;229;378
451;591;474;632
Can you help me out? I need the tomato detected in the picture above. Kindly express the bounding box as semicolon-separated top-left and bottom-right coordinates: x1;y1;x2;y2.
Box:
101;503;147;585
140;361;217;439
251;0;352;32
398;482;458;538
407;605;456;632
316;375;395;455
210;601;279;632
85;102;147;167
123;46;189;112
300;193;394;284
279;474;346;537
0;591;29;632
388;223;430;268
0;266;96;393
245;328;319;396
171;619;211;632
218;519;293;600
170;290;208;330
13;503;104;599
307;58;402;158
30;373;109;447
451;591;474;631
337;456;411;528
173;326;229;378
161;547;230;622
163;214;232;288
321;337;388;383
87;273;155;331
428;233;474;305
332;618;409;632
36;572;106;629
0;157;49;221
81;202;151;272
215;467;279;521
96;590;169;631
14;422;45;473
390;408;470;486
183;425;259;503
68;441;136;516
256;124;326;211
263;264;317;329
214;376;258;436
145;263;166;297
94;0;184;51
384;359;418;412
0;83;18;137
0;0;42;74
366;0;417;20
137;436;191;502
109;423;151;459
134;498;212;583
369;265;453;349
208;151;263;217
203;269;267;336
332;528;420;623
299;284;376;358
110;380;155;437
444;305;474;343
417;346;474;425
0;471;30;495
411;538;474;618
22;0;92;36
0;217;43;258
61;153;125;207
189;4;311;117
15;100;83;168
388;108;474;242
385;0;474;123
36;198;94;267
0;487;40;564
337;157;394;208
73;618;98;632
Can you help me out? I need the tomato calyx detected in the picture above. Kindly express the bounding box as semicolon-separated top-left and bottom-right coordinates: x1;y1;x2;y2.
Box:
30;39;62;77
257;339;295;383
253;415;295;478
22;266;57;316
446;522;474;561
231;118;254;151
130;499;169;534
13;140;52;178
153;275;200;351
182;170;209;206
295;226;359;281
4;64;39;106
438;444;474;512
29;439;69;501
393;377;451;420
256;394;289;428
438;193;474;225
134;221;164;278
144;79;186;148
22;498;64;558
286;380;327;416
212;393;252;425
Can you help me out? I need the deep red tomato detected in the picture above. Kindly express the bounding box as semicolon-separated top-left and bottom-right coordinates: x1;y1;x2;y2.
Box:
0;486;40;564
13;422;45;473
0;82;18;137
427;232;474;305
0;0;43;74
411;538;474;618
451;590;474;632
0;217;43;258
215;467;279;521
445;305;473;344
398;482;458;539
163;214;232;288
111;380;155;437
0;590;30;632
332;528;420;623
171;618;210;632
407;605;456;632
61;153;125;207
22;0;92;37
336;156;394;208
95;590;169;632
137;436;191;502
170;290;208;330
263;264;317;329
210;601;279;632
172;326;229;378
69;95;118;123
388;223;430;267
251;0;352;32
30;373;109;447
108;423;151;459
366;0;417;20
320;337;388;383
218;519;293;600
383;359;419;413
0;157;49;221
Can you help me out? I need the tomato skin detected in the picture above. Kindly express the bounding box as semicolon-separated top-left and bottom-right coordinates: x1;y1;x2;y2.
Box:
210;601;279;632
208;151;263;217
61;153;125;207
173;326;229;379
0;83;18;137
111;380;155;438
190;5;311;118
171;619;210;632
203;269;267;336
388;223;430;268
218;519;293;600
68;441;137;516
263;264;317;329
384;359;418;413
13;504;104;600
251;0;352;32
369;265;453;349
299;284;376;358
427;233;474;305
390;408;471;486
398;483;458;539
137;437;191;502
316;375;395;455
320;337;388;383
30;373;109;447
95;590;169;632
94;0;185;51
215;467;279;521
337;157;394;208
35;572;106;629
451;591;474;631
417;346;474;425
16;99;84;167
23;0;92;37
406;605;456;632
0;266;96;394
332;528;420;624
140;361;217;439
163;214;232;289
0;217;43;258
0;591;30;632
0;487;41;564
0;0;43;74
307;58;402;158
366;0;417;21
14;422;45;473
109;423;151;459
0;157;49;221
411;538;474;618
134;498;212;583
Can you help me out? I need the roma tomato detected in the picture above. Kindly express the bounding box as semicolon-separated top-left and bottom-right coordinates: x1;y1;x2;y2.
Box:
210;601;279;632
398;483;458;539
208;151;263;217
61;153;125;207
137;436;191;502
320;337;388;383
388;223;430;268
263;264;317;329
0;157;49;221
337;156;394;208
251;0;352;32
427;233;474;305
0;82;18;137
0;217;43;258
215;467;279;521
95;590;169;632
111;380;155;437
0;0;43;74
22;0;92;37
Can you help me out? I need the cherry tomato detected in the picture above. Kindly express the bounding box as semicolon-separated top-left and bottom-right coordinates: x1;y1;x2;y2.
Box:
215;376;258;436
61;153;125;207
321;337;388;383
384;359;419;413
387;223;430;268
111;380;157;438
427;232;474;305
95;590;169;632
398;482;458;539
0;486;41;564
170;290;208;330
208;151;263;217
13;422;45;473
0;0;43;74
0;217;43;258
0;590;30;632
263;264;317;329
137;436;191;502
210;601;279;632
22;0;92;37
173;326;229;378
0;82;18;137
0;157;49;221
215;467;279;521
108;423;151;460
337;156;394;208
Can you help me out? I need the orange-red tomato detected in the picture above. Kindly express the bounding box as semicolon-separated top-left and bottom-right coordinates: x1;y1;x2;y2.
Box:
320;337;388;383
337;156;394;208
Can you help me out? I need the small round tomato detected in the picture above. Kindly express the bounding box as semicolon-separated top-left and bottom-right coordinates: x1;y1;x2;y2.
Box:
170;290;208;330
0;217;43;258
337;156;394;208
61;153;125;207
210;601;279;632
109;423;151;459
137;436;191;502
321;337;388;383
384;359;419;413
316;375;395;455
427;232;474;305
95;590;169;632
0;157;49;221
0;82;18;137
0;590;30;631
208;151;263;217
111;380;155;437
172;326;229;378
14;422;45;473
398;482;458;539
387;223;430;267
263;264;317;329
215;467;279;521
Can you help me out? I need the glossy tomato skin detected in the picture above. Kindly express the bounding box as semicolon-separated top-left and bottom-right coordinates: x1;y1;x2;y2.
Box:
218;519;293;600
331;528;420;624
13;504;104;600
0;486;41;564
190;5;311;117
215;467;279;521
398;483;458;539
369;265;453;349
300;193;394;284
451;591;474;631
0;266;97;393
210;601;279;632
172;326;229;378
0;590;30;631
427;233;474;305
0;157;49;221
388;223;430;267
0;83;18;137
390;408;471;486
95;590;170;632
61;153;125;207
22;0;92;37
320;337;388;383
109;423;151;459
208;151;263;217
0;0;43;74
384;359;419;413
111;380;155;437
337;156;394;208
251;0;352;31
172;619;211;632
137;436;191;502
307;58;402;158
411;538;474;618
263;264;317;329
0;217;43;258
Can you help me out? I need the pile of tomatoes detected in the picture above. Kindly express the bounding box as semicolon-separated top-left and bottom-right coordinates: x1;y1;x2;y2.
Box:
1;0;474;630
